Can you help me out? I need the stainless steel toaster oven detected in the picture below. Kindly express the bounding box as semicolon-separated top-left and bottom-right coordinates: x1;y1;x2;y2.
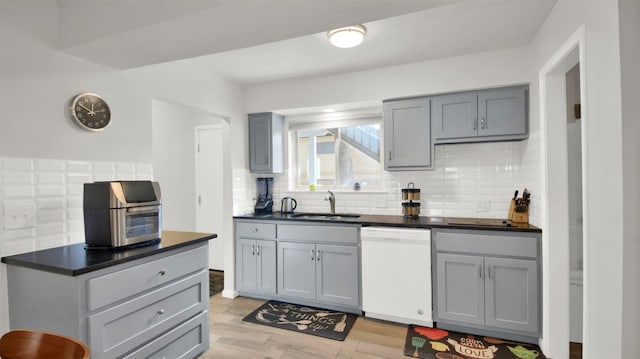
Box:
83;181;162;248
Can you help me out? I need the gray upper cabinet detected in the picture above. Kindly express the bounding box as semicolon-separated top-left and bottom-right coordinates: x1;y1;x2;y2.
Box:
432;92;478;140
383;98;433;171
432;85;528;143
433;228;540;342
249;112;284;173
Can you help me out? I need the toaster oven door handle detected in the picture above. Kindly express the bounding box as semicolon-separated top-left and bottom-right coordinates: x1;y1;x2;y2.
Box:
126;205;160;214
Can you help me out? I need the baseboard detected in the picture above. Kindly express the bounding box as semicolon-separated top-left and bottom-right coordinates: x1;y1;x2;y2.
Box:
222;289;238;298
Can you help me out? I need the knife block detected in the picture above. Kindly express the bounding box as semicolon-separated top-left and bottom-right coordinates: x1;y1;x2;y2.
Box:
508;199;529;223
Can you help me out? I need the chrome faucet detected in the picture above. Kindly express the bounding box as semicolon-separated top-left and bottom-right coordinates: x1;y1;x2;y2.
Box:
326;191;336;214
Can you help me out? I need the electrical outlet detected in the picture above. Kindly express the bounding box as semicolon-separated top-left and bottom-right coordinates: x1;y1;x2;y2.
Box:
3;204;36;230
375;199;387;208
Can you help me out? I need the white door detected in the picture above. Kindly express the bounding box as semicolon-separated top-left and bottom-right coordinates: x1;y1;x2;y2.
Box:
196;126;224;270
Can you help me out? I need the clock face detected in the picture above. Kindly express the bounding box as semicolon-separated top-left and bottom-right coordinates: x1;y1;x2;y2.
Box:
70;93;111;131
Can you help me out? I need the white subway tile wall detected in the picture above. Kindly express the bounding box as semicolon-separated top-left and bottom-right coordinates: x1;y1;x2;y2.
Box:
235;141;538;223
0;158;153;257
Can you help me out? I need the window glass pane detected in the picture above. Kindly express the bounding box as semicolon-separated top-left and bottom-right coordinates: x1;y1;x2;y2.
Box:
295;123;381;190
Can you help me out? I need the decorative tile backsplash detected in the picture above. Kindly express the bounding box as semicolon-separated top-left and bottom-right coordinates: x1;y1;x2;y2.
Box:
235;141;534;221
0;157;153;257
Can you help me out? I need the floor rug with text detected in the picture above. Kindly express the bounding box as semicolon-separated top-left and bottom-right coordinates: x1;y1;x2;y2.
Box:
403;324;547;359
242;300;357;341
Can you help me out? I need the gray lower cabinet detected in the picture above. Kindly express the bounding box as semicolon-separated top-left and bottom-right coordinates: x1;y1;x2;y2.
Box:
433;229;540;342
235;219;361;312
237;238;277;294
277;242;359;307
249;112;284;173
432;85;528;143
235;221;277;295
383;98;434;171
5;243;210;359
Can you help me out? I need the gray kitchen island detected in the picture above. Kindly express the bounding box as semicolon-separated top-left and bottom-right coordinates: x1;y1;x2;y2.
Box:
1;230;216;359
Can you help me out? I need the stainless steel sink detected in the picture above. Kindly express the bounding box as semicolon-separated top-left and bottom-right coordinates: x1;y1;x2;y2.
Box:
290;212;360;220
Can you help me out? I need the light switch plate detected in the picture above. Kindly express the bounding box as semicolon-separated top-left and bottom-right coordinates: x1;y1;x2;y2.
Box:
3;203;36;230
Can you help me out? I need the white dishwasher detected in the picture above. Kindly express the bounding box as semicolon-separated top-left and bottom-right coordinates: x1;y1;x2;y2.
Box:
361;226;432;326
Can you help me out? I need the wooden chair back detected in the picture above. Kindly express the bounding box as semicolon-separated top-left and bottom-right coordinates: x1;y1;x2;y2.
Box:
0;329;90;359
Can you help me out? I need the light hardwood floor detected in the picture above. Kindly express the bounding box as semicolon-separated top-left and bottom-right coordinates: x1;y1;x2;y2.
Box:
201;293;409;359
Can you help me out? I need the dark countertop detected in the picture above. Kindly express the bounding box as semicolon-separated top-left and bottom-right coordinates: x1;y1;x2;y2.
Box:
234;212;541;233
0;230;217;276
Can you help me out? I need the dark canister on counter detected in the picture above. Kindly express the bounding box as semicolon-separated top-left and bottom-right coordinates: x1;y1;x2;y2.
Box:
402;201;421;218
401;182;420;201
401;182;421;218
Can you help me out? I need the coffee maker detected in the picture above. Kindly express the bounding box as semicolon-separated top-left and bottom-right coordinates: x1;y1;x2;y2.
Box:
254;177;273;215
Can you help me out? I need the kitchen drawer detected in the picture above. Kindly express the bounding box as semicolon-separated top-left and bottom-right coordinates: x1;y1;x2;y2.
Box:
236;221;276;239
433;229;538;258
87;245;207;311
277;224;358;245
123;311;209;359
88;270;207;358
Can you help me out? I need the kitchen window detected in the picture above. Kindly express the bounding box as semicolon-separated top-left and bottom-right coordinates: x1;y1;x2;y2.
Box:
290;117;382;191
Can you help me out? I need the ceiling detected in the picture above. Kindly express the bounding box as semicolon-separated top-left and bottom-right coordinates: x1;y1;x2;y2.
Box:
57;0;557;85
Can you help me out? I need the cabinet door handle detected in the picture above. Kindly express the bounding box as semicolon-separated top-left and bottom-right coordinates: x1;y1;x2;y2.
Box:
480;117;486;129
253;228;259;233
316;250;321;261
158;269;166;276
311;249;315;261
252;244;255;256
157;308;165;315
388;151;392;161
479;265;483;279
256;245;260;256
488;266;492;279
473;117;478;130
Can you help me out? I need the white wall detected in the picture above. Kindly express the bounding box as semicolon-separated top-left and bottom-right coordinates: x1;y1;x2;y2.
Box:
0;0;245;334
0;1;151;162
246;47;532;114
619;1;640;358
151;100;224;231
529;1;631;358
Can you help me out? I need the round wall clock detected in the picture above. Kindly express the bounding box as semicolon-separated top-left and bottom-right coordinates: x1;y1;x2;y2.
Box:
69;93;111;131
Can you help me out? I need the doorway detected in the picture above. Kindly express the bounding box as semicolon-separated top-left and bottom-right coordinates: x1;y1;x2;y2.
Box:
196;126;225;270
539;27;586;359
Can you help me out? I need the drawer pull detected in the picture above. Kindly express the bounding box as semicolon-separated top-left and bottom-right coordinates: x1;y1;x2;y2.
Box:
253;228;259;233
311;250;315;261
157;309;165;315
158;270;166;276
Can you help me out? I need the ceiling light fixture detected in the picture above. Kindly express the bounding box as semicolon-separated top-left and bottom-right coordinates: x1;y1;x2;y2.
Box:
327;25;366;48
